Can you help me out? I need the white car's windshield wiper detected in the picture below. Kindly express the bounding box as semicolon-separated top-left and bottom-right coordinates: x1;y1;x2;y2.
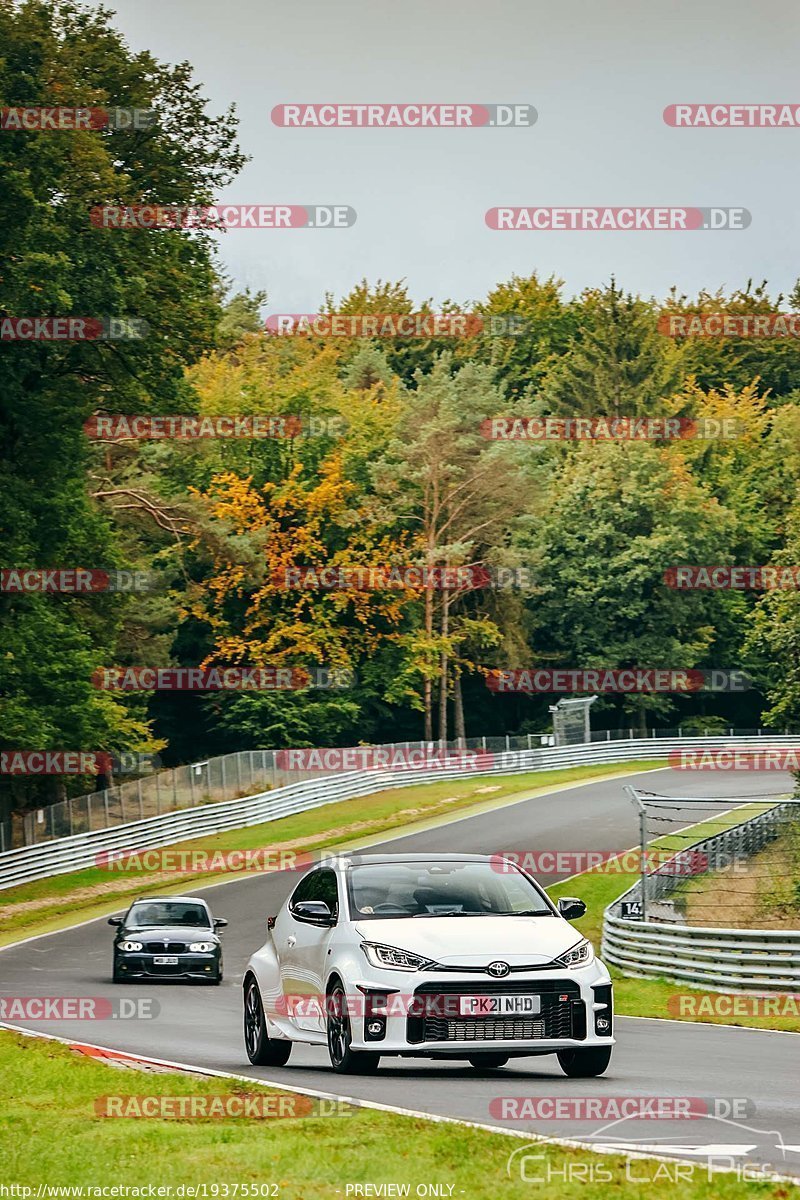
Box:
412;907;554;918
505;909;554;916
412;909;483;917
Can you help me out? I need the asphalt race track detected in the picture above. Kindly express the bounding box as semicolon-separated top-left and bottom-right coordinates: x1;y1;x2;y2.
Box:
2;766;799;1179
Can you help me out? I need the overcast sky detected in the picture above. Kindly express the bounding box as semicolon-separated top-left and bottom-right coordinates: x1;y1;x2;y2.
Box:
108;0;800;312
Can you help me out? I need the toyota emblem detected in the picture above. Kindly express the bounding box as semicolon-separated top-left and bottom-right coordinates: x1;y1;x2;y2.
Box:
487;960;510;977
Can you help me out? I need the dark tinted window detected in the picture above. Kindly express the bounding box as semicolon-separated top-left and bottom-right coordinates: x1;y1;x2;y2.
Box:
346;861;552;919
126;901;211;928
290;869;339;916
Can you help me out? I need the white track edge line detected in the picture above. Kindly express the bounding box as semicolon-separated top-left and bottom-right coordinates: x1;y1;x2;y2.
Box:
3;1021;798;1186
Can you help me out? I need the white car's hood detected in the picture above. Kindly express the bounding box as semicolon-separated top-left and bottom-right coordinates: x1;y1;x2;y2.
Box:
355;915;582;967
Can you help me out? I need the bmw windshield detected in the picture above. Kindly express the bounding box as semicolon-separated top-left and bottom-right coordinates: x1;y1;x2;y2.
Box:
125;901;212;929
346;861;554;919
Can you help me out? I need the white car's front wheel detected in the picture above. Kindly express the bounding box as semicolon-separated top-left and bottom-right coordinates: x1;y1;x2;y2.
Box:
468;1054;509;1070
557;1046;612;1077
326;981;380;1074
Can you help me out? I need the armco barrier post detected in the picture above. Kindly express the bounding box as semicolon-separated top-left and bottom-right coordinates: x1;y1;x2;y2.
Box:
639;802;648;923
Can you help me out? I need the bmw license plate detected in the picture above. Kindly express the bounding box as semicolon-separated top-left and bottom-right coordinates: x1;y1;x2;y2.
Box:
153;956;179;965
458;994;541;1017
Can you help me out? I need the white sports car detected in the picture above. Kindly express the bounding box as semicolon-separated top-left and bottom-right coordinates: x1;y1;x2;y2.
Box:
243;853;613;1075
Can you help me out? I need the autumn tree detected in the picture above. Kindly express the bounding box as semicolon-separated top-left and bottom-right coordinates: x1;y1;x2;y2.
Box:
373;354;534;740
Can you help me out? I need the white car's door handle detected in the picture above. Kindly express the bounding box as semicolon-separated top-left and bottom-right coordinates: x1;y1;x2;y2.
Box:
286;936;297;947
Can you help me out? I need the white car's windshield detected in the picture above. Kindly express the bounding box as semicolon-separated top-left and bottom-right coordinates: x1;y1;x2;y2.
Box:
126;901;212;928
347;861;553;919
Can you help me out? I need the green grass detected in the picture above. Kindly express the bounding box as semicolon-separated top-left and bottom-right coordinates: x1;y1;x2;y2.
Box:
0;760;663;946
677;819;800;930
547;801;800;1033
0;1028;786;1198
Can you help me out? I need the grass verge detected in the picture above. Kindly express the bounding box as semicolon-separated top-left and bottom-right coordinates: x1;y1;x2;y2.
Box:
679;819;800;930
0;1027;787;1197
0;760;662;946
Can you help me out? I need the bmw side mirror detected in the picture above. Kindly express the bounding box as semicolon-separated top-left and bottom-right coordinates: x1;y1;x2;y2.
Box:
107;916;123;926
292;900;335;926
558;897;587;921
214;918;228;928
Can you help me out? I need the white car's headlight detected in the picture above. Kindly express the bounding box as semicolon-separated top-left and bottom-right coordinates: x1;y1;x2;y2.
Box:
361;942;436;972
189;941;215;953
558;939;594;968
120;940;143;952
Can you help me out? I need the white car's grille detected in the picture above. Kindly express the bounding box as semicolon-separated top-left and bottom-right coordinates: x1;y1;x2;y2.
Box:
426;1016;547;1041
408;981;585;1044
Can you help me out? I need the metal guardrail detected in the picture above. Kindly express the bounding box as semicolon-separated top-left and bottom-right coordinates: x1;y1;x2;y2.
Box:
602;801;800;991
2;734;800;892
10;725;790;851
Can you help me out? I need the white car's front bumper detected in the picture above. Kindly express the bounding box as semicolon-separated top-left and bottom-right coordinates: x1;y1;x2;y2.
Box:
340;957;614;1055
